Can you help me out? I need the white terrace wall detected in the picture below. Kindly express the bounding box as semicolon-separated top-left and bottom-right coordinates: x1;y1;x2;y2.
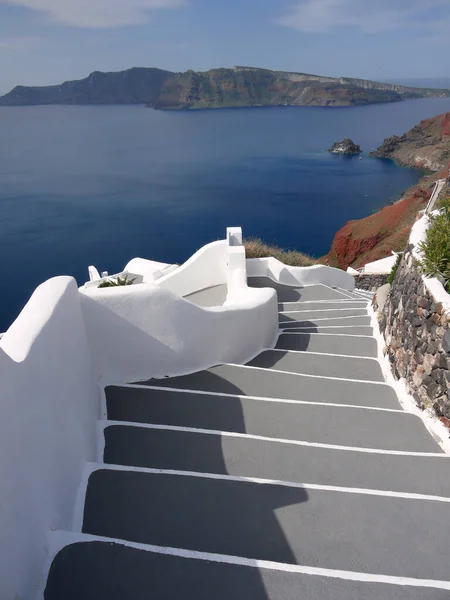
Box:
80;282;278;385
0;277;99;600
156;240;228;297
247;256;355;289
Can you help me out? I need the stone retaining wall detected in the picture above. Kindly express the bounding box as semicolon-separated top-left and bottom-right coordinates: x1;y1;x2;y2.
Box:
381;248;450;419
354;274;389;291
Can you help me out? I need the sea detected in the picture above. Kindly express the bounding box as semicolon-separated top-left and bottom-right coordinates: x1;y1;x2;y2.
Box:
2;96;450;331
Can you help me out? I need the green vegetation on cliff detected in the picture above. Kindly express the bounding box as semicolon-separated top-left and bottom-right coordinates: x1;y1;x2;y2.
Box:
419;197;450;292
1;66;449;109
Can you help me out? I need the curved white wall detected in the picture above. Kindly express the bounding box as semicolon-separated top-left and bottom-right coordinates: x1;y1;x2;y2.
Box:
156;240;228;297
80;282;278;384
0;277;98;600
247;257;355;289
124;257;175;282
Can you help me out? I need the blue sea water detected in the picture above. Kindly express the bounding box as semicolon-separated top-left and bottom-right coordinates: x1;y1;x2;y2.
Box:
2;97;450;331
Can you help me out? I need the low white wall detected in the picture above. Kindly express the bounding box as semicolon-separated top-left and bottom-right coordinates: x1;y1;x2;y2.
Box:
247;257;355;290
124;258;176;282
156;240;228;297
80;282;278;385
362;253;398;275
0;277;98;600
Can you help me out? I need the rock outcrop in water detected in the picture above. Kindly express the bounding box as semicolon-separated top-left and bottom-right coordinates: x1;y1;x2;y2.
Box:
1;66;449;109
328;138;361;155
323;113;450;270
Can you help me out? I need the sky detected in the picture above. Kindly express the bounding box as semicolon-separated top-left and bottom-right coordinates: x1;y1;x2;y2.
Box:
1;0;450;95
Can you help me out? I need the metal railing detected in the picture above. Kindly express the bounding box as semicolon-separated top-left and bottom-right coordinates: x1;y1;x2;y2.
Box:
425;178;447;213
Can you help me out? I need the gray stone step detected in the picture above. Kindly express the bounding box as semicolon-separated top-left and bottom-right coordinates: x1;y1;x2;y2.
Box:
281;315;372;328
285;325;374;336
279;308;369;322
83;469;450;581
337;287;374;300
248;277;352;302
247;350;384;382
103;425;447;493
131;364;398;408
105;387;438;451
276;333;377;357
45;541;450;600
278;301;369;311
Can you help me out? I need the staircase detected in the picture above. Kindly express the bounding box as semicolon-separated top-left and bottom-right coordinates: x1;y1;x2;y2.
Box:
44;278;450;599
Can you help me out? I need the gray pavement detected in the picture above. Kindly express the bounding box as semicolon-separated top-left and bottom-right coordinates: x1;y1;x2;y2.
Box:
286;325;374;335
104;426;449;493
247;349;384;381
279;301;369;311
45;542;450;600
281;315;372;327
105;386;438;451
279;308;369;321
45;277;450;599
83;470;450;580
248;277;352;302
276;332;378;357
135;363;399;407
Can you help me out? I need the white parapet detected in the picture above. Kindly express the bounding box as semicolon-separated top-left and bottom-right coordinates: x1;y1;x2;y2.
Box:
227;226;243;246
247;256;355;290
0;277;99;600
359;253;399;275
156;240;229;297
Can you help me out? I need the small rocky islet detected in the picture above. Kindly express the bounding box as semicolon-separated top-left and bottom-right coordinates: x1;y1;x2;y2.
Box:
328;138;362;155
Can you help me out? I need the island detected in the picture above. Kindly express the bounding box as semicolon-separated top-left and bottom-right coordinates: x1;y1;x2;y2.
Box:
328;138;361;155
1;66;449;109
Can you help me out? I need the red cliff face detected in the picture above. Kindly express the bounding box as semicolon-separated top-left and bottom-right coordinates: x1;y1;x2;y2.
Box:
323;174;445;270
442;113;450;138
323;113;450;271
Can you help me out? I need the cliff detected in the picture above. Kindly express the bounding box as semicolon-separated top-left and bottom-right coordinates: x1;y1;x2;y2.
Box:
0;68;172;106
324;113;450;270
1;65;449;109
370;112;450;171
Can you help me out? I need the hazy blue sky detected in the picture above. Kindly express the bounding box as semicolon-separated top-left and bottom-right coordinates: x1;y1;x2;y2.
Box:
1;0;450;94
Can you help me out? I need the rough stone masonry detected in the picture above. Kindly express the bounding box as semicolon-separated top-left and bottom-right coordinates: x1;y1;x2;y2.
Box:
380;247;450;420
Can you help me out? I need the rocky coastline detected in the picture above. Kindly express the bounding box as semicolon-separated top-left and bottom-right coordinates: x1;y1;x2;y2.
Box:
323;112;450;270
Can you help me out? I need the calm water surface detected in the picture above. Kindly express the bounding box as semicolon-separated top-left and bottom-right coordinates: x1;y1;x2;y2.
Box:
2;98;450;330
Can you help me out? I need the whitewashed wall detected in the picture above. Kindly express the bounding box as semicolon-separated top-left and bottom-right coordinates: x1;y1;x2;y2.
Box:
156;240;228;297
247;257;355;289
0;277;99;600
80;282;278;385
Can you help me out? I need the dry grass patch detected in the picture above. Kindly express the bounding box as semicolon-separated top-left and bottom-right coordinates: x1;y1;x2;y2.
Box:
244;237;316;267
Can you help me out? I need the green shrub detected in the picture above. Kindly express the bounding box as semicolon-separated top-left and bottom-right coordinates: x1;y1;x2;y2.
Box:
98;275;136;288
244;238;316;267
387;253;402;285
418;198;450;292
